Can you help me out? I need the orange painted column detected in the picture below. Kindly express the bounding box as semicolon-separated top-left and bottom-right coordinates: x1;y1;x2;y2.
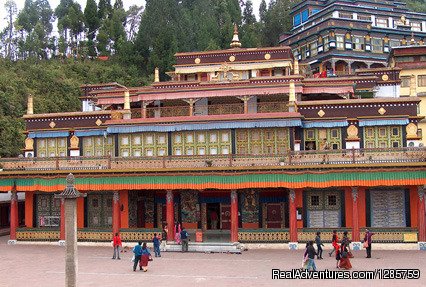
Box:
120;190;129;229
410;186;418;228
418;186;426;242
351;187;360;242
230;190;239;242
112;191;121;235
295;189;303;229
166;190;174;241
289;189;298;242
77;197;85;229
60;198;65;240
9;191;18;241
25;191;34;228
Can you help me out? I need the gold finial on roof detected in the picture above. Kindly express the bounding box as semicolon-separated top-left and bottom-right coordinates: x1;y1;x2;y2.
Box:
230;23;242;48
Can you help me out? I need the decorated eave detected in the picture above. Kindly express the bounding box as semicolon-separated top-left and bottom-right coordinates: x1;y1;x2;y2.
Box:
23;110;113;131
174;46;293;66
297;97;422;121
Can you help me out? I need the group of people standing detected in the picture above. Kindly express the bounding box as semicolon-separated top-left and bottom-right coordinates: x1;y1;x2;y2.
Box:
303;229;374;271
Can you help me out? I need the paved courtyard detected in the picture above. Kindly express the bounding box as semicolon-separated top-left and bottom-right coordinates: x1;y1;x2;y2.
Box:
0;236;425;287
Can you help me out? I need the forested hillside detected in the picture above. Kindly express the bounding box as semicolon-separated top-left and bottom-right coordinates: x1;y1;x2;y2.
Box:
0;0;425;157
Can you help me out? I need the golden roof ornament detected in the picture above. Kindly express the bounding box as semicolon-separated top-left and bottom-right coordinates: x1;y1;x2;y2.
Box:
230;24;242;48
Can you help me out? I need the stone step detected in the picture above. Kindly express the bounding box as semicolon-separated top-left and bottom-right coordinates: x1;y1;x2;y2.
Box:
163;242;242;254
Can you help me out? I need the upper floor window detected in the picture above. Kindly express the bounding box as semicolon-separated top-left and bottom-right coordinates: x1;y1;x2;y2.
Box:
336;35;344;50
390;40;400;48
294;14;301;26
418;75;426;87
376;18;388;28
400;76;411;88
358;15;371;21
371;38;383;53
339;12;352;19
311;8;320;15
323;36;329;52
301;9;309;23
352;36;364;50
411;22;422;31
310;42;318;56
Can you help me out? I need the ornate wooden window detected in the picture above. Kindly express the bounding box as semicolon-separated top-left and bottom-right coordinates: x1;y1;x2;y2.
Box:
352;36;364;51
375;17;388;28
303;128;342;150
37;137;67;158
118;133;168;157
306;190;342;228
400;76;411;87
83;136;114;157
363;126;402;148
236;128;290;155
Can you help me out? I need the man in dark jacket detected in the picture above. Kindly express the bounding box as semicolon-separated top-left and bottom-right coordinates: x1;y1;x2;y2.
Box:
306;241;318;271
180;228;189;252
315;231;324;259
132;241;143;271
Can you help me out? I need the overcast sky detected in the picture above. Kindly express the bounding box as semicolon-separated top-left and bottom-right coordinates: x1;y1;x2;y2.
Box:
0;0;263;31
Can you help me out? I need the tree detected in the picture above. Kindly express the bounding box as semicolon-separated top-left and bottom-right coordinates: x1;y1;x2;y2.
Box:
84;0;100;57
4;1;18;60
98;0;112;20
55;0;84;56
126;5;143;42
241;0;261;47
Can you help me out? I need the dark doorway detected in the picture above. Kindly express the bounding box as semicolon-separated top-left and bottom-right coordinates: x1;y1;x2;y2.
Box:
206;203;220;230
220;204;231;230
137;200;145;228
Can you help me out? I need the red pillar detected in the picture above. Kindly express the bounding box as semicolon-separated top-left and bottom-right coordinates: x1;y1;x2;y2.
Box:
289;189;298;242
9;191;18;241
112;191;121;236
352;187;360;241
60;198;65;241
418;186;426;242
166;190;174;241
230;190;239;242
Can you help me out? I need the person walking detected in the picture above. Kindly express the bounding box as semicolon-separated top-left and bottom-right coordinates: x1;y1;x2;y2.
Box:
175;222;182;244
305;241;318;271
139;242;152;272
363;229;375;258
112;232;122;260
153;233;161;257
329;230;339;257
132;241;142;272
315;231;324;259
180;227;189;252
338;238;352;269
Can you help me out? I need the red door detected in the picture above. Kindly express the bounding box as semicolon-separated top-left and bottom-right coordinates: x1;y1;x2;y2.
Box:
266;203;282;228
220;204;231;230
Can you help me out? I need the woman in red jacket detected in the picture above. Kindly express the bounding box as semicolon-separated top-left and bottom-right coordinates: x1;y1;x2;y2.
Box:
112;233;122;260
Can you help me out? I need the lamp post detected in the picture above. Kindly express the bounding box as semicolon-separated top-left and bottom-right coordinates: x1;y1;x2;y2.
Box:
55;174;86;287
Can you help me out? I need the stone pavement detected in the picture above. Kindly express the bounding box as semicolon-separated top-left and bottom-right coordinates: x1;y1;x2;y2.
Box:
0;235;425;287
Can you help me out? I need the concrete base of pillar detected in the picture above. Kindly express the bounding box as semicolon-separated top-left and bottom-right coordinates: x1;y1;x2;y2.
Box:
7;240;17;245
59;240;66;246
418;242;426;250
288;242;298;250
350;242;362;251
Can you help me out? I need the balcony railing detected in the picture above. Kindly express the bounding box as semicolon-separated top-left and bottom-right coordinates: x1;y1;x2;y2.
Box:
130;101;288;119
1;147;424;172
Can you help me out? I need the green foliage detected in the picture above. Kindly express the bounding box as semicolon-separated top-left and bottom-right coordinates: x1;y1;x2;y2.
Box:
405;0;426;13
0;58;143;157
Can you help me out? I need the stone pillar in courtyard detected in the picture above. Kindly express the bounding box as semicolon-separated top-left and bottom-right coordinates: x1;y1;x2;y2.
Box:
418;186;426;250
351;187;362;251
59;198;65;244
8;190;18;245
166;190;175;241
230;190;239;243
289;189;298;250
112;191;121;235
55;173;86;287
